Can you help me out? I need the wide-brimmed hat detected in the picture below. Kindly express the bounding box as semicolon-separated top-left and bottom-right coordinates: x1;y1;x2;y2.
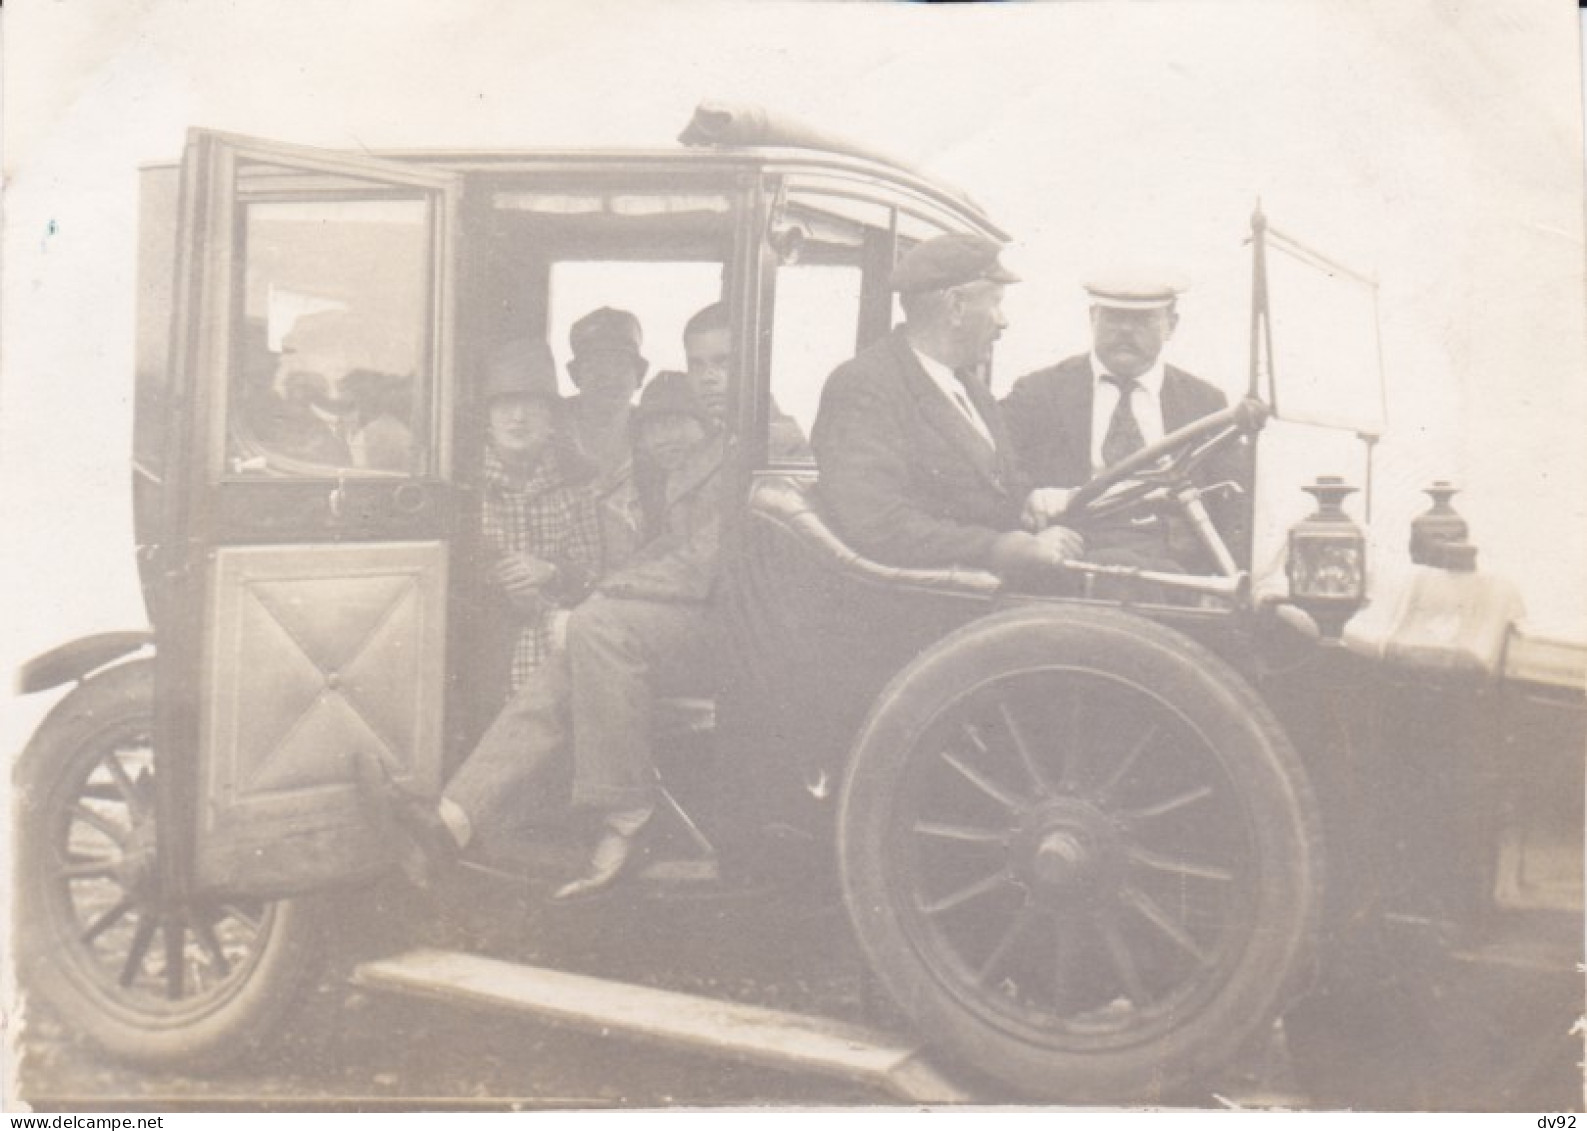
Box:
634;370;710;424
481;337;560;403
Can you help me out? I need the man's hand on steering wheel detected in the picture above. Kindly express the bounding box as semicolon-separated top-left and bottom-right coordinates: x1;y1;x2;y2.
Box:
988;526;1086;578
1022;487;1078;532
1058;399;1264;528
1032;522;1085;562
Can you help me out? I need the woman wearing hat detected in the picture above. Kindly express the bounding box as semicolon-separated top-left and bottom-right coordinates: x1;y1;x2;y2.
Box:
374;368;724;889
368;338;603;875
475;337;602;695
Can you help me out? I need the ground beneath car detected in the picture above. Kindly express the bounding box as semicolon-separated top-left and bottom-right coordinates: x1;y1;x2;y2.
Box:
10;837;1309;1112
12;838;1574;1111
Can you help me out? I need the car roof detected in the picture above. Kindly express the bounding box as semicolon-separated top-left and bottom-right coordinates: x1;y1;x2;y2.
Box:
144;127;1007;242
379;145;1006;239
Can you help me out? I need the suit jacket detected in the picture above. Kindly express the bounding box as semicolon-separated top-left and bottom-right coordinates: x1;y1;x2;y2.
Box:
812;328;1027;570
250;396;353;468
1002;353;1250;561
1002;354;1231;487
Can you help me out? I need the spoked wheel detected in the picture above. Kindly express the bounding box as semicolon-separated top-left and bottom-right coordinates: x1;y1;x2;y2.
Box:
839;606;1322;1103
15;659;327;1070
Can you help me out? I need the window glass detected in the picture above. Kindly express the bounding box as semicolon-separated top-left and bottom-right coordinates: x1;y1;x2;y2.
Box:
493;190;732;219
227;197;430;477
769;264;862;444
1265;238;1385;436
777;171;969;245
766;182;956;464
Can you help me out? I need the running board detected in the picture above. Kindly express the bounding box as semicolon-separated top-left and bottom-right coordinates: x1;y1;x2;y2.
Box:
352;948;974;1103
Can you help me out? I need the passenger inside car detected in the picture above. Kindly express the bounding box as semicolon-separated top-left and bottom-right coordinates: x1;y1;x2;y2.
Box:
233;308;414;474
384;317;733;895
475;337;600;698
563;306;648;489
681;300;810;461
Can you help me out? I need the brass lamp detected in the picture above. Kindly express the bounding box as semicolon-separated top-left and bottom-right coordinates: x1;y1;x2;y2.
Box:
1409;480;1469;566
1286;476;1367;637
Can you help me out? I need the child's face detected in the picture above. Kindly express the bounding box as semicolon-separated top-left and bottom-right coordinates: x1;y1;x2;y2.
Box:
639;413;706;473
488;396;556;461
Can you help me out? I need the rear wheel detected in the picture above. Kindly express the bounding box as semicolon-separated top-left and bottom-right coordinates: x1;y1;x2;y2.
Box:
838;606;1322;1103
15;659;328;1070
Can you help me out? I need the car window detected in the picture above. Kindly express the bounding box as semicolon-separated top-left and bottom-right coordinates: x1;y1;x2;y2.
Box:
454;180;742;489
765;180;957;465
226;197;432;478
548;261;726;390
768;263;862;443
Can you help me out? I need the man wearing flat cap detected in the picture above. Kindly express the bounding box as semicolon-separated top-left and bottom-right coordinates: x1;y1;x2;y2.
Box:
1003;272;1247;571
811;232;1084;578
566;306;648;488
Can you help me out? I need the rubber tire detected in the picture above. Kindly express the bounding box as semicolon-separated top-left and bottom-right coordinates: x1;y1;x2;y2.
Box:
15;659;329;1071
837;605;1323;1103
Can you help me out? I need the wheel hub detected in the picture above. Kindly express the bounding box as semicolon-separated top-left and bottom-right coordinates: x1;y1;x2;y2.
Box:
1013;800;1124;903
1031;829;1090;888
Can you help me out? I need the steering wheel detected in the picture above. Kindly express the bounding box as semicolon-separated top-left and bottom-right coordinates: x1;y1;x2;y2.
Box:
1060;397;1268;527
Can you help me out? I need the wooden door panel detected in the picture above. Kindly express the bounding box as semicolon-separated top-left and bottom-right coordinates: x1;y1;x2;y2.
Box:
159;130;460;898
194;541;447;895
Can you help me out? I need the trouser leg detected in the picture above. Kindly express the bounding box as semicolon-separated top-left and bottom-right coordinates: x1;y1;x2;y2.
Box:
566;594;711;813
442;654;571;840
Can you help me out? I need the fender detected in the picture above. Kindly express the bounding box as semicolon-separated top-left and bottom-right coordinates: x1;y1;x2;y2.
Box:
16;630;154;695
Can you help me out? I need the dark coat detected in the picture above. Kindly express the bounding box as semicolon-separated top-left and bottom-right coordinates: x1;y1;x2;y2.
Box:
1002;353;1251;564
1002;353;1230;488
596;432;724;604
811;328;1027;570
251;397;353;468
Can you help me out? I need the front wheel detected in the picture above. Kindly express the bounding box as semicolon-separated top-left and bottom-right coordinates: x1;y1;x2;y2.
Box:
838;606;1322;1103
15;659;329;1070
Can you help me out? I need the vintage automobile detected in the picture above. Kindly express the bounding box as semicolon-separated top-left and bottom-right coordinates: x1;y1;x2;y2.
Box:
13;104;1584;1108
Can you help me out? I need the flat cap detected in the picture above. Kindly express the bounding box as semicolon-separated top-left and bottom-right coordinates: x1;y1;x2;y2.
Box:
1083;270;1187;310
482;337;560;403
570;306;644;358
889;233;1020;293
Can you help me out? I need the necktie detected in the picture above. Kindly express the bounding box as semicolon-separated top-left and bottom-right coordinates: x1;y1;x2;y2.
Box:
1101;374;1145;467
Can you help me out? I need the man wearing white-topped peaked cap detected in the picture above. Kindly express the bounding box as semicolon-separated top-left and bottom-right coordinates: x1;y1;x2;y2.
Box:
1003;270;1247;571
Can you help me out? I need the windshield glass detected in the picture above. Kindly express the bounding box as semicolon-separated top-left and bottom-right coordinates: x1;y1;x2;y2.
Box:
1263;226;1386;438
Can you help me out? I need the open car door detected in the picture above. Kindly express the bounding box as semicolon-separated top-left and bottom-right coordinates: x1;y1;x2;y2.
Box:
155;130;460;899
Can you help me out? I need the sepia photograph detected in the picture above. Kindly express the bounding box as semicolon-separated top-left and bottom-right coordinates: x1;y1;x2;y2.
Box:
3;0;1584;1112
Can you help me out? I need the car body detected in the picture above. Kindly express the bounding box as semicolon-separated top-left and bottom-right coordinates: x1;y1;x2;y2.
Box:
13;105;1584;1108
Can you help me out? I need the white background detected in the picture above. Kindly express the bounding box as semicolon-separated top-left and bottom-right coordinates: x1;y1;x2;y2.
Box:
2;0;1584;750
